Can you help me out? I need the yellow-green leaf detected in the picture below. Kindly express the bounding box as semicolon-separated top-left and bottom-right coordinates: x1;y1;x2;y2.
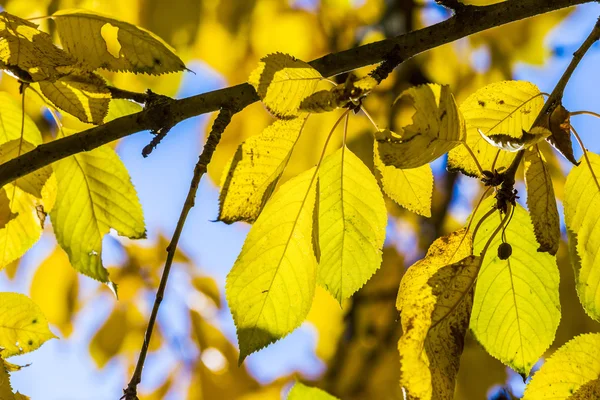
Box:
0;292;56;357
568;379;600;399
448;80;544;177
52;9;187;74
0;92;43;145
218;116;307;224
0;189;16;229
397;229;478;400
0;359;15;400
248;53;322;118
50;142;145;282
564;152;600;321
374;143;433;217
226;167;318;361
317;146;387;302
470;197;560;375
287;382;338;400
523;333;600;399
0;140;52;198
38;72;111;124
525;146;560;255
376;84;464;169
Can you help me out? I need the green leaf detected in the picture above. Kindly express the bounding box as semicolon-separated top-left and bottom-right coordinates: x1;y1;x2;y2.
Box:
226;167;318;361
0;140;52;198
287;382;338;400
218;116;307;224
397;228;479;400
470;197;560;376
52;9;187;74
448;80;544;177
564;152;600;321
374;143;433;217
317;146;387;302
375;83;464;169
248;53;322;118
0;292;56;357
523;333;600;399
50;140;145;283
524;146;560;255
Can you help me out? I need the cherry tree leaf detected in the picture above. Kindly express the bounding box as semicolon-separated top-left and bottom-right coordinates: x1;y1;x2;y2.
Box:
287;382;338;400
0;359;15;400
477;126;551;153
248;53;322;118
376;84;464;169
317;146;387;302
0;140;52;198
568;379;600;399
226;167;318;361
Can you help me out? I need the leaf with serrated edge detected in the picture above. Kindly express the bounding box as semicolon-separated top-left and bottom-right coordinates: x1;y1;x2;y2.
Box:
249;53;322;118
0;292;56;357
525;146;560;255
50;136;145;283
397;228;478;399
523;333;600;399
52;9;186;74
564;152;600;321
0;140;52;198
470;197;560;376
374;143;433;217
317;146;387;302
0;358;15;400
226;167;318;361
376;84;464;169
568;378;600;399
448;80;544;177
287;382;338;400
219;116;308;224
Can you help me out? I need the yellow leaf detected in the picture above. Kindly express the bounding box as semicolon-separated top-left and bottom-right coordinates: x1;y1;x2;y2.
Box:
50;140;145;282
0;92;43;145
397;229;478;400
248;53;322;118
287;382;338;400
523;333;600;399
564;152;600;321
448;80;544;177
38;72;111;124
306;286;345;362
477;126;551;152
470;197;560;376
374;143;433;217
226;167;318;361
0;11;75;82
218;116;308;224
568;378;600;399
30;247;79;337
0;140;52;198
105;99;142;123
0;358;15;400
191;276;221;309
0;189;17;229
317;146;387;302
52;9;187;75
524;146;560;255
0;292;56;357
376;84;464;169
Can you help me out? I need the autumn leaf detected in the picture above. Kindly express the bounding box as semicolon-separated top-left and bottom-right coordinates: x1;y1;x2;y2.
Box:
523;333;600;399
477;126;551;153
0;292;56;357
317;146;387;302
52;9;187;74
0;140;52;198
376;83;464;169
568;379;600;399
226;167;318;361
470;197;560;376
0;189;17;230
218;116;308;224
248;53;323;118
287;382;338;400
547;104;578;165
0;359;15;400
397;229;478;400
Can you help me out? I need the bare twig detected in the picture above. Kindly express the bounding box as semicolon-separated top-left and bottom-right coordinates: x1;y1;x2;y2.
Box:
121;107;235;400
0;0;592;189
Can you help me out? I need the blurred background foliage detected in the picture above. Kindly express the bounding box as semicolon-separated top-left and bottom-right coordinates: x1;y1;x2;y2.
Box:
0;0;599;399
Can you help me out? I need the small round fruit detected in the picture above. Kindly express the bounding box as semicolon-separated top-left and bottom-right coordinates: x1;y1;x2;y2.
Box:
497;242;512;260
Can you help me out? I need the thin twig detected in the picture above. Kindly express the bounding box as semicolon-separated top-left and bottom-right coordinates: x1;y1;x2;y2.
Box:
121;107;235;400
107;86;151;104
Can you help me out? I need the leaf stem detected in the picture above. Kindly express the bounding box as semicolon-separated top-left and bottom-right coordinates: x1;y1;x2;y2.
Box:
570;110;600;119
121;107;236;400
462;142;484;176
361;106;379;130
570;125;600;193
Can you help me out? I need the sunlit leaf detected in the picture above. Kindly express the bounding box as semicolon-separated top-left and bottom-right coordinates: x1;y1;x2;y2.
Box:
0;292;56;357
376;84;464;169
0;189;17;230
524;146;560;255
477;126;550;152
523;333;600;399
568;378;600;399
248;53;322;118
218;116;308;224
0;359;15;400
52;9;187;74
397;229;478;399
448;80;544;177
0;140;52;198
226;167;318;361
192;276;221;309
470;197;560;376
287;382;338;400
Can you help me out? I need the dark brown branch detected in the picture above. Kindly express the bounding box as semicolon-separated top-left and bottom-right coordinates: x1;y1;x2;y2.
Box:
121;107;235;400
0;0;593;189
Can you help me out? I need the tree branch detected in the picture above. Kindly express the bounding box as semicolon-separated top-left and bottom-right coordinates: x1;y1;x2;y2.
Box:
0;0;593;189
